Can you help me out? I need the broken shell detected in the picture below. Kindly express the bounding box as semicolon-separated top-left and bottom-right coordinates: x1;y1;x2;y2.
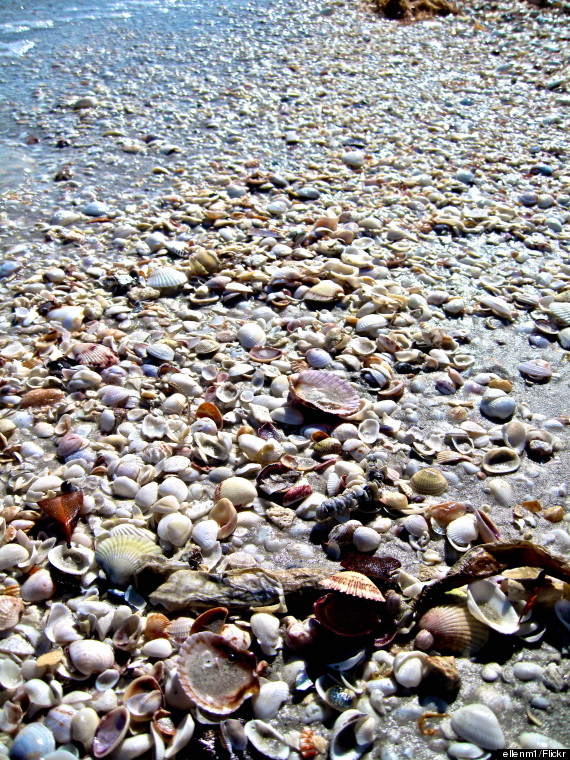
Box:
486;478;514;507
466;580;519;634
289;370;360;417
244;720;290;760
482;447;520;475
250;612;282;656
0;596;24;632
48;544;93;576
68;640;115;675
215;477;257;508
329;710;377;760
95;534;162;585
450;704;505;750
446;514;479;552
38;490;83;543
237;322;266;350
177;632;259;716
320;571;385;602
409;468;448;496
416;600;489;655
93;707;130;758
250;346;283;363
252;680;289;720
209;498;238;539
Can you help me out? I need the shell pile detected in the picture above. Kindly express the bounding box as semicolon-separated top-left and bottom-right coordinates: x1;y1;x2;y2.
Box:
1;0;570;755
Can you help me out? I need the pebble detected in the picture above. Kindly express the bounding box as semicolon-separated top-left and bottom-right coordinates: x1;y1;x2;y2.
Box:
342;150;365;169
513;662;544;681
83;201;109;217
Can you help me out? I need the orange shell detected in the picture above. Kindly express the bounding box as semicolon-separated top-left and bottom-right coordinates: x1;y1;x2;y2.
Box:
320;571;385;602
21;388;65;407
38;490;83;542
145;613;170;640
196;402;223;429
177;632;259;716
191;607;228;635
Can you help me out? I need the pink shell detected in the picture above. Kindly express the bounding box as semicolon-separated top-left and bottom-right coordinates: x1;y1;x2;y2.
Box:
288;370;360;417
73;343;119;370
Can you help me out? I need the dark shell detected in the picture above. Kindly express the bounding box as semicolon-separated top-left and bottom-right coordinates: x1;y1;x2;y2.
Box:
38;490;83;543
341;553;401;580
313;592;380;637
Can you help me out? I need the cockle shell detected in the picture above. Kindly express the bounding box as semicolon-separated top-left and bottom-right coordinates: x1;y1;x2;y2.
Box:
482;447;520;475
416;600;489;655
518;359;552;382
303;280;344;303
20;388;65;407
95;534;161;585
355;314;387;335
409;468;448;496
147;266;187;290
68;640;115;675
450;704;505;750
480;390;516;421
73;343;119;370
289;370;360;417
237;322;266;350
320;571;385;602
0;596;24;632
252;681;289;721
466;580;519;634
214;477;257;508
446;514;479;551
548;301;570;327
177;632;259;716
9;723;56;760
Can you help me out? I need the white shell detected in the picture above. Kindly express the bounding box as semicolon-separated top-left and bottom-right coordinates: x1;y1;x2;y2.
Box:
330;710;376;760
169;373;201;397
358;418;379;444
45;704;77;743
446;514;479;552
480;390;516;421
164;714;195;759
95;534;161;585
250;613;282;656
0;544;30;570
486;477;513;507
244;720;289;760
147;266;187;289
68;640;115;675
352;527;380;553
466;580;520;634
502;420;526;453
158;513;192;546
25;678;58;708
355;315;387;335
216;477;257;507
393;651;428;688
237;322;266;350
518;732;567;750
48;306;85;331
252;681;289;720
190;519;219;552
451;704;505;750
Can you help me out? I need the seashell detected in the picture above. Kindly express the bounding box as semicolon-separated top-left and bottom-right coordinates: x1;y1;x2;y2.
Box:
250;612;281;656
113;614;144;652
249;346;283;363
409;467;448;496
215;477;257;508
548;301;570;327
518;359;552;383
304;280;344;303
402;514;429;538
237;322;266;350
196;401;223;429
20;388;65;407
145;613;170;640
320;571;384;602
466;580;519;634
0;596;24;632
313;437;342;458
299;727;328;759
95;534;161;585
416;600;489;655
0;658;24;689
47;305;84;330
57;432;87;458
329;710;376;760
99;386;136;408
352;526;380;553
355;314;387;335
480;390;516;421
177;632;259;716
164;617;195;644
244;720;290;760
191;519;219;552
358;418;379;444
163;714;195;759
38;490;83;543
306;348;332;368
477;296;514;321
71;707;100;751
446;514;479;552
450;704;505;750
168;373;201;397
191;607;228;636
558;327;570;349
9;723;56;760
0;544;29;570
147;266;187;290
93;707;130;758
482;447;520;475
48;544;93;576
502;420;526;453
348;337;376;357
289;370;360;417
209;498;238;539
157;513;192;547
315;675;357;711
475;509;501;543
73;343;119;370
252;681;289;720
393;651;428;688
68;640;115;675
45;704;77;744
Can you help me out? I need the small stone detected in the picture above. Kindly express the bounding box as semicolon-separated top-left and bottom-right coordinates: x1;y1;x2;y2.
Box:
83;201;109;217
73;96;98;109
513;662;544;681
519;192;538;207
537;194;555;209
455;169;474;185
342;150;365;169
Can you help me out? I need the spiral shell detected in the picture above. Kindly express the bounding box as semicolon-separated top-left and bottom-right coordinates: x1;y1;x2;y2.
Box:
409;467;448;496
95;534;161;585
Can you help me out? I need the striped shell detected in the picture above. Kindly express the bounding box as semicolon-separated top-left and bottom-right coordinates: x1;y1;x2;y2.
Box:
416;600;489;655
548;301;570;327
518;359;552;382
289;370;360;417
73;343;119;370
409;468;448;496
147;343;175;362
147;266;187;290
303;280;344;303
320;571;385;602
0;596;24;632
177;632;259;716
237;322;266;350
95;534;161;585
355;314;388;335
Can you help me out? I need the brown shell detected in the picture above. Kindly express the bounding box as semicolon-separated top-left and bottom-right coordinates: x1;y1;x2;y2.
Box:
417;600;489;655
190;607;228;635
341;553;401;579
177;631;259;716
289;370;360;417
313;593;380;637
409;468;448;496
145;613;170;640
73;342;119;370
426;501;467;526
320;571;385;602
38;490;83;543
20;388;65;408
196;402;223;429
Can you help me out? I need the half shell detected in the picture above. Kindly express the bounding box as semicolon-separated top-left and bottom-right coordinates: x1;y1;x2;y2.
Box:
466;579;519;634
95;534;161;585
73;343;119;370
416;600;489;655
320;571;385;602
409;468;448;496
289;370;360;417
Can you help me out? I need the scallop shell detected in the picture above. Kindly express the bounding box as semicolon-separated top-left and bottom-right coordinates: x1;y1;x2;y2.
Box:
147;266;187;290
38;490;83;543
320;571;385;602
214;477;257;508
289;370;360;417
73;343;119;370
482;447;520;475
417;600;489;655
20;388;65;407
177;631;259;716
303;280;344;303
237;322;266;350
466;579;520;634
446;514;479;551
409;468;448;496
548;301;570;327
95;534;161;585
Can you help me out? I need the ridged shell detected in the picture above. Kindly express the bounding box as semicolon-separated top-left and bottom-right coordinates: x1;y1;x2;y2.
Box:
518;359;552;382
446;514;479;551
355;314;388;335
147;266;187;290
417;600;489;655
244;720;289;760
145;613;170;639
558;327;570;349
409;468;448;496
480;391;516;421
178;632;259;716
303;280;344;303
306;348;332;368
289;370;360;417
320;571;385;602
237;322;266;350
9;723;56;760
215;477;257;508
95;535;161;585
189;248;219;274
548;301;570;327
73;343;119;370
0;596;24;632
20;388;65;407
147;343;175;362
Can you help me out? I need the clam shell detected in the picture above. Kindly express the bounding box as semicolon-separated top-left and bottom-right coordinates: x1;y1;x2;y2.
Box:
147;342;175;362
20;388;65;408
446;514;479;551
237;322;266;350
147;266;187;290
303;280;344;303
409;467;448;496
417;600;489;655
0;596;24;632
329;710;376;760
177;632;259;716
252;681;289;721
93;707;130;758
558;327;570;349
68;640;115;675
214;477;257;508
244;720;289;760
95;534;161;585
466;579;519;634
482;447;520;475
73;343;119;370
48;544;93;576
548;301;570;327
289;370;360;417
320;571;385;602
9;723;56;760
480;390;516;421
450;704;505;750
502;420;526;453
306;348;332;368
518;359;552;382
355;314;388;335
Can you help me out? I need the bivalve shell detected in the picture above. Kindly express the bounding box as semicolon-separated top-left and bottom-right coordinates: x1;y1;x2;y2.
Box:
303;280;344;303
215;477;257;508
95;534;161;585
548;302;570;327
482;447;520;475
92;707;130;758
320;571;385;602
237;322;266;350
9;723;56;760
252;681;289;721
73;343;119;370
450;704;505;750
446;514;479;552
480;390;516;421
147;266;187;290
417;600;489;655
244;720;290;760
466;579;520;634
409;468;448;496
518;359;552;383
329;710;377;760
68;640;115;675
289;370;360;417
